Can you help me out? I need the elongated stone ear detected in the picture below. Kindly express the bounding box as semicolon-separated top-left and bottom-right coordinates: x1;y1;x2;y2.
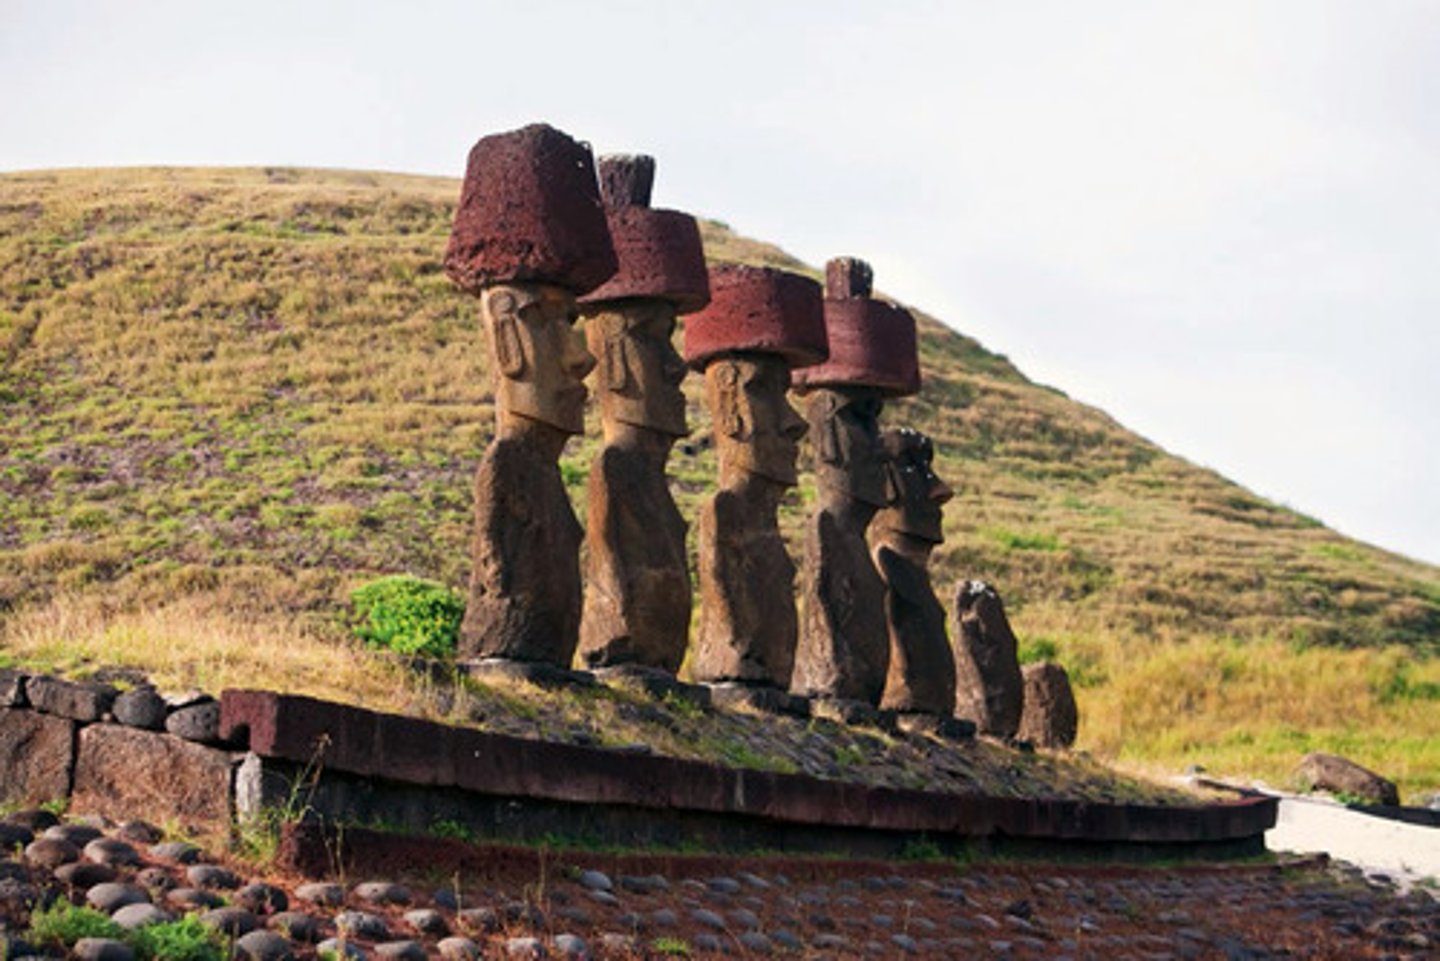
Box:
817;393;842;465
602;333;632;393
487;289;525;377
715;360;745;439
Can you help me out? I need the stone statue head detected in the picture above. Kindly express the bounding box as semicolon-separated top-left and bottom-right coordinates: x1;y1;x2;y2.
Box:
706;353;807;488
585;300;688;438
807;387;888;508
876;428;953;543
483;281;597;436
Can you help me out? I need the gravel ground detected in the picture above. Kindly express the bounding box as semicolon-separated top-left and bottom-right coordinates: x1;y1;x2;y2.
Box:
0;809;1435;960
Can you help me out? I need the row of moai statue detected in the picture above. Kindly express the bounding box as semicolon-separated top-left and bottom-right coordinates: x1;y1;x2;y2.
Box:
441;123;1076;745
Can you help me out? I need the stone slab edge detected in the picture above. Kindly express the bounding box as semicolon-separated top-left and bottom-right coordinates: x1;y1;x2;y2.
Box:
220;689;1277;844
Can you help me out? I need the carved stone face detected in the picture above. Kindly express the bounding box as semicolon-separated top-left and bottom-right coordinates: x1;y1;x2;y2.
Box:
706;354;807;488
807;387;887;508
584;300;688;437
483;282;597;436
879;430;953;543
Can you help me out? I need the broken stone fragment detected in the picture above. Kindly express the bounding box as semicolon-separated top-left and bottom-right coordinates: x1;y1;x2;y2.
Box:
952;580;1024;738
1017;661;1079;749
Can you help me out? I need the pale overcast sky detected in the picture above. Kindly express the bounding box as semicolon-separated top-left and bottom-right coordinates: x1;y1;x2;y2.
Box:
3;1;1437;565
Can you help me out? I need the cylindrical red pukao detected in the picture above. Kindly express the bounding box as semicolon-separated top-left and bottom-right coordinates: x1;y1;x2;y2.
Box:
444;123;618;296
682;264;828;371
792;257;920;396
580;155;710;315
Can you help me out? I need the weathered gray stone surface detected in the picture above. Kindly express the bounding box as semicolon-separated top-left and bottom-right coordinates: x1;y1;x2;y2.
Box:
460;430;585;666
164;700;222;743
72;724;233;827
112;687;166;730
25;676;116;721
952;580;1024;738
0;708;75;805
1017;661;1079;748
0;669;27;707
1295;752;1400;806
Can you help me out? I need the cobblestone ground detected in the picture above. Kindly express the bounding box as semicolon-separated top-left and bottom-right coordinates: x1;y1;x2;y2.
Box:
1;810;1435;959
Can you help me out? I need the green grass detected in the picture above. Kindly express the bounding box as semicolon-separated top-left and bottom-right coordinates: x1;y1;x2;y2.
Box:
1;166;1437;797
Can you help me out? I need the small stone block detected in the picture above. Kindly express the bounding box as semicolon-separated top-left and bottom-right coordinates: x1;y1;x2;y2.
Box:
597;154;655;208
825;257;873;299
24;675;116;722
112;687;167;731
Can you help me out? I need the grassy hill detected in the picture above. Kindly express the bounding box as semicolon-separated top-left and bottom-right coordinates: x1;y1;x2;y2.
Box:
2;167;1437;797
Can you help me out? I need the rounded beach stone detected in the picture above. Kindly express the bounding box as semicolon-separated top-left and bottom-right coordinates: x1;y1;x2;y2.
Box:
134;866;174;894
3;809;59;832
166;887;224;910
316;939;364;960
404;908;449;937
43;823;103;847
236;882;289;915
444;123;617;296
375;941;427;961
683;264;827;371
294;882;345;907
268;911;322;943
457;907;499;933
200;906;258;937
54;862;118;887
233;930;295;961
114;821;164;845
577;869;612;892
164;701;222;743
504;937;545;958
84;837;141;867
552;933;587;957
335;910;391;941
186;864;241;890
0;823;33;848
438;936;481;960
353;881;411;905
111;903;172;930
149;841;202;864
112;687;167;730
72;937;134;961
86;882;149;913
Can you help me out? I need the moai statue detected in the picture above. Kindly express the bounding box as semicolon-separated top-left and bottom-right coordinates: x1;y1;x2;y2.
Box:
790;258;921;709
871;428;959;718
952;580;1024;737
442;123;617;668
575;155;710;674
683;264;827;697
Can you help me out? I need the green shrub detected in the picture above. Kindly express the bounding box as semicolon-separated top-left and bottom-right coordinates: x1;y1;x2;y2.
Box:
350;574;464;658
27;899;122;948
1017;636;1060;664
129;916;226;961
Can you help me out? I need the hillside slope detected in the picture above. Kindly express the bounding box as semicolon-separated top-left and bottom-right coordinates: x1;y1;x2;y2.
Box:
2;167;1437;792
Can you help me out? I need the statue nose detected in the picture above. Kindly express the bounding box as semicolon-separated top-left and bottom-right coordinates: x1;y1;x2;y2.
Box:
929;476;954;505
565;327;597;380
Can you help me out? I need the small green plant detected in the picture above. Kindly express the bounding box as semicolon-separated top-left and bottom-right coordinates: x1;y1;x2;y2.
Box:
900;836;944;861
429;819;479;843
129;915;226;961
650;937;692;956
349;574;464;658
27;900;123;948
1017;636;1060;664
